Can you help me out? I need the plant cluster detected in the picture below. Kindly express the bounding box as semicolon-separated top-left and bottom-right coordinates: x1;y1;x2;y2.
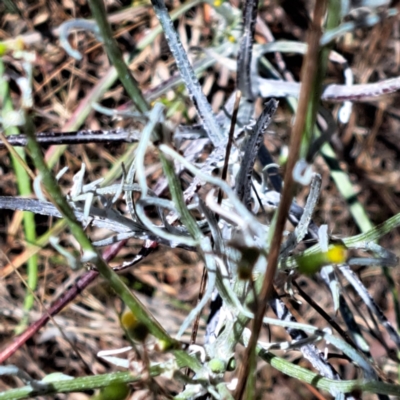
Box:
1;0;400;399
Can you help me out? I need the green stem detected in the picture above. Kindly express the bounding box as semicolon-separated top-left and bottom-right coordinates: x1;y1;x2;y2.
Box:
160;152;202;240
0;59;37;329
87;0;149;114
0;349;200;400
0;369;162;400
24;111;177;349
258;349;400;397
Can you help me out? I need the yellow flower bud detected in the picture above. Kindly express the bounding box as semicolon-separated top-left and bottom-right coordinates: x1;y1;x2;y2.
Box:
120;309;149;343
297;245;347;275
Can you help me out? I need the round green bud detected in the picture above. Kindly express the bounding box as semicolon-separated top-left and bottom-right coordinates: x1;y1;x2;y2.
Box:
208;358;226;373
98;382;130;400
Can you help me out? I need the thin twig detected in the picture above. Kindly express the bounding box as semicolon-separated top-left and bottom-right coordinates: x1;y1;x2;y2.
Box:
0;129;141;148
218;90;241;205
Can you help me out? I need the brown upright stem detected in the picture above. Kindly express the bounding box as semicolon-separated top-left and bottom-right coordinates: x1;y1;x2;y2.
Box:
234;1;328;398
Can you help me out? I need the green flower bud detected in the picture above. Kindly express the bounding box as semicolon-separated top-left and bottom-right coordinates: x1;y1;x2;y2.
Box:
297;245;347;275
208;358;226;373
97;382;129;400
